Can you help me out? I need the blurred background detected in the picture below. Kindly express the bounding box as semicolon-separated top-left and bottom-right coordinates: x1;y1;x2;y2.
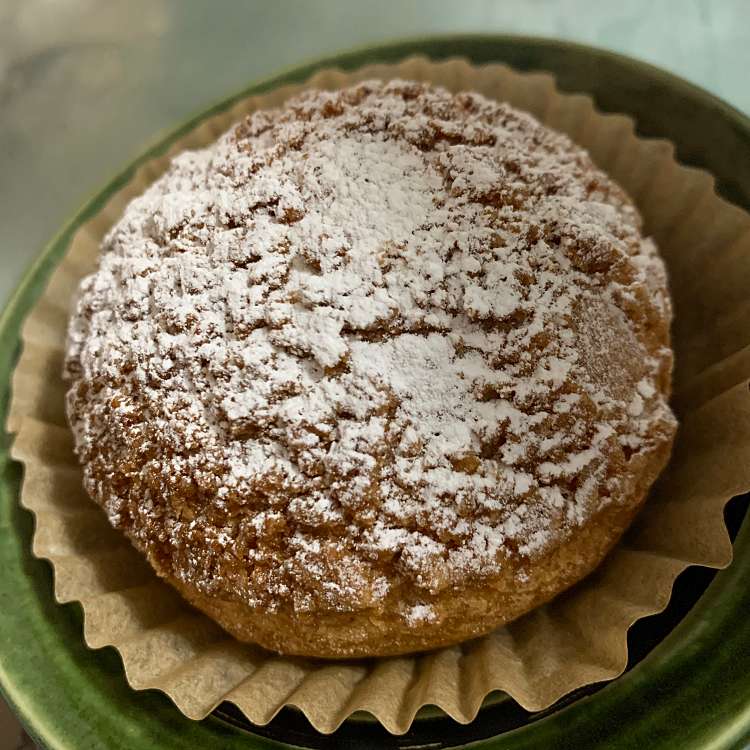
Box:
1;0;748;746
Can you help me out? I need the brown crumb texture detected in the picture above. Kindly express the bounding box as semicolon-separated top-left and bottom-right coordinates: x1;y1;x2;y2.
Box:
64;80;676;657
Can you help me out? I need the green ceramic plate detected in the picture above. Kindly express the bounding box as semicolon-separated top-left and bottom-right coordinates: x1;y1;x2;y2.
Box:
2;35;750;750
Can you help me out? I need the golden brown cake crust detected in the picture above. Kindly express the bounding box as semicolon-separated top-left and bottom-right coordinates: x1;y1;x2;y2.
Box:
170;440;669;657
64;81;676;657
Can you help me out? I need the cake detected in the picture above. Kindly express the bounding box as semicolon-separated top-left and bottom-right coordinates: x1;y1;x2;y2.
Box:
64;80;677;658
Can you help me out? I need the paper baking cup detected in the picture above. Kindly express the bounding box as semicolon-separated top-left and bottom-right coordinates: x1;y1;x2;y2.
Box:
8;56;750;735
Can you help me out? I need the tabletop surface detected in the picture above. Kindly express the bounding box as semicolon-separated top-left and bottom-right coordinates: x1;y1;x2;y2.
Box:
0;2;749;746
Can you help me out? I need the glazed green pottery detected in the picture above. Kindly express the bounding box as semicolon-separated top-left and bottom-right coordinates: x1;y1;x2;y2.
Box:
1;35;750;750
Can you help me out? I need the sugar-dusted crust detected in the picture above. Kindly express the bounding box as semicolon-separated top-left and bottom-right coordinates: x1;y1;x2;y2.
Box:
170;437;670;657
64;81;676;657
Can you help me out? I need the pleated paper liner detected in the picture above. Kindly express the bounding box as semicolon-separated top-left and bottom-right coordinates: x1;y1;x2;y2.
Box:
7;56;750;735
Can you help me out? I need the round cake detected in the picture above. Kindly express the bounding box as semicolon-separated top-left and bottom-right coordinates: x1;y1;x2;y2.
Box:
64;80;677;658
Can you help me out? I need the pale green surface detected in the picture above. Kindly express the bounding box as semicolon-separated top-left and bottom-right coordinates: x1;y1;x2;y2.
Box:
0;0;748;311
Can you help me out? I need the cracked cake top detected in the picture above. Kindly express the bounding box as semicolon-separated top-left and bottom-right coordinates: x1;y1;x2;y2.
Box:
64;80;676;623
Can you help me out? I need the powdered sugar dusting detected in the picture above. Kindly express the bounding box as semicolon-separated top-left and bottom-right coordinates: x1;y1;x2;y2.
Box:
64;81;676;618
